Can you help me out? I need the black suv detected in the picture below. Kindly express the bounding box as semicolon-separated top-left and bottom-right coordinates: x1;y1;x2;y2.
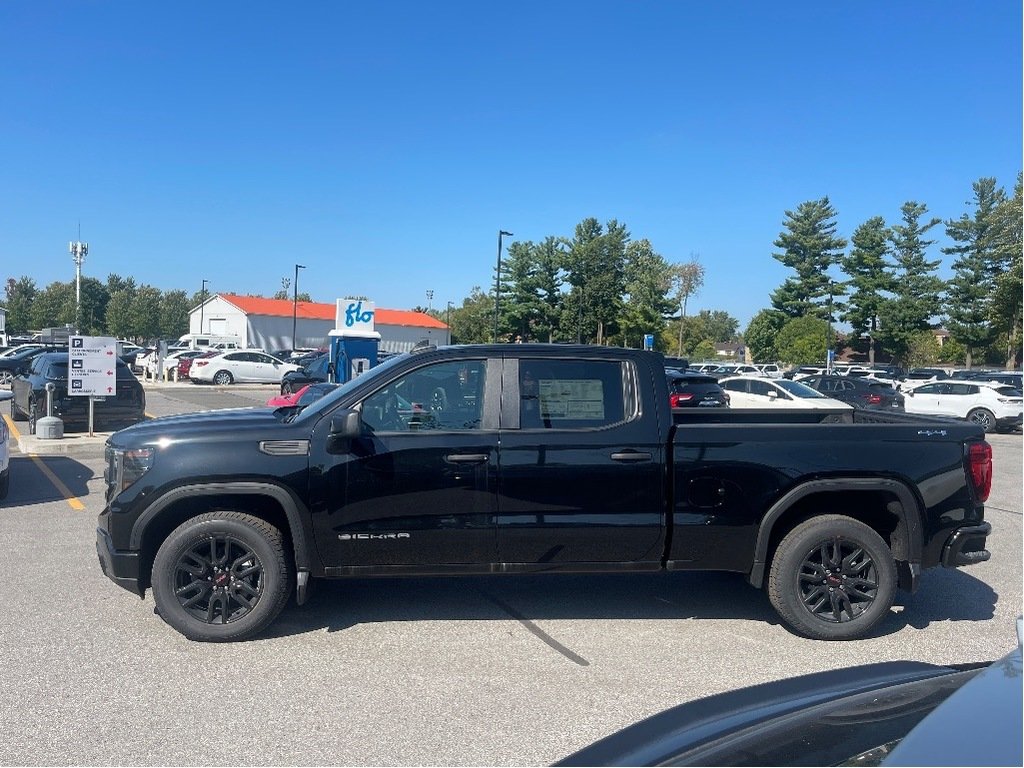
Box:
9;352;146;433
799;374;904;410
666;370;730;408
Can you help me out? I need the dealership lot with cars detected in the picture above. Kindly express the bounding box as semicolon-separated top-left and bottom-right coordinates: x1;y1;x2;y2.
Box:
0;378;1020;765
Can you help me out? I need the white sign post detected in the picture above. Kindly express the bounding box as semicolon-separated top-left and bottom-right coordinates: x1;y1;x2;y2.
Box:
69;336;118;436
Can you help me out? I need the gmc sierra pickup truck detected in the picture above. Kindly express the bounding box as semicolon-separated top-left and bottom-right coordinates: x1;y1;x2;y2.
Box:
96;344;994;642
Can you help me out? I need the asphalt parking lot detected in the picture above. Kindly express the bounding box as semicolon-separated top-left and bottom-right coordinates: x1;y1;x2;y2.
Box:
0;382;1021;766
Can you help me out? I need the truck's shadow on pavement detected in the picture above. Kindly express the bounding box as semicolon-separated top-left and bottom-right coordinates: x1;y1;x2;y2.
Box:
262;567;998;641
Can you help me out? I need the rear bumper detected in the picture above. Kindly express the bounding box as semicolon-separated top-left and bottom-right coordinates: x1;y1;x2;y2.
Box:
95;526;145;596
941;522;992;568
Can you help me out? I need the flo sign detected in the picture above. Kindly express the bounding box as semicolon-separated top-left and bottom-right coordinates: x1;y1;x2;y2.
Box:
69;336;117;397
335;299;375;334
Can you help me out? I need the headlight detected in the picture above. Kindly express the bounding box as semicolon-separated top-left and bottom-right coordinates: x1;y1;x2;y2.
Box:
107;446;155;494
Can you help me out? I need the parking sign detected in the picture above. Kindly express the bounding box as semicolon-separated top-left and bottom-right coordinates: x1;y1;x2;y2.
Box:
68;336;118;396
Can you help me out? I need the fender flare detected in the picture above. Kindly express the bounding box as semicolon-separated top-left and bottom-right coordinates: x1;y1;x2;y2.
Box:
748;478;923;589
129;481;317;573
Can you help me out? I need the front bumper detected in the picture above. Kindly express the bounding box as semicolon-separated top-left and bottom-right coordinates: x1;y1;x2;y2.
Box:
941;522;992;568
95;526;145;596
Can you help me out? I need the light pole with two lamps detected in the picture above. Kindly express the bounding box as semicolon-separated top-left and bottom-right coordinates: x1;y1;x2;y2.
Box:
493;230;513;342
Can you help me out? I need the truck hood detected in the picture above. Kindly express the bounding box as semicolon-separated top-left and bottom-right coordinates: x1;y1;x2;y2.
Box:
107;407;285;449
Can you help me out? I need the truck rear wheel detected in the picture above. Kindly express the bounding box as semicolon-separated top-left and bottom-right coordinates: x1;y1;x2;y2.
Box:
767;515;896;640
151;512;292;642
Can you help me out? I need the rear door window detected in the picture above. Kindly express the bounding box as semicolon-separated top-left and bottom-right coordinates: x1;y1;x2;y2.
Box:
519;359;631;430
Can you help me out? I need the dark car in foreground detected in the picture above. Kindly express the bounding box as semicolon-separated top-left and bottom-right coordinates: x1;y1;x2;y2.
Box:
9;352;146;433
800;374;904;410
665;370;729;407
557;631;1022;767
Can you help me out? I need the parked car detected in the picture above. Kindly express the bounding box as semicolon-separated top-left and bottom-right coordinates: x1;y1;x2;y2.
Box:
9;352;146;434
783;365;826;380
903;380;1023;433
189;350;300;385
145;348;207;379
0;390;11;498
719;376;852;410
755;363;782;378
708;363;761;379
661;356;689;371
266;382;339;409
557;635;1023;767
0;345;60;385
177;350;219;380
280;352;331;394
901;367;949;385
979;371;1023;389
666;370;729;408
799;374;904;410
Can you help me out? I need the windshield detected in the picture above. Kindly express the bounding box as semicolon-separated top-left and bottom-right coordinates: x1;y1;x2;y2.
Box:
774;379;827;398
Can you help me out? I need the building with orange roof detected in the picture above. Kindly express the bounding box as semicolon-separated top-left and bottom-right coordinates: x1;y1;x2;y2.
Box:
188;294;449;353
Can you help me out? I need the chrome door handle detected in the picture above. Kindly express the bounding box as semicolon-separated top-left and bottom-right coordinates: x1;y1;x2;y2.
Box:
610;451;652;462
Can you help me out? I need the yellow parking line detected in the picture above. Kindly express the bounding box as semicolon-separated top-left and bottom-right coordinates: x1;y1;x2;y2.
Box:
2;413;86;511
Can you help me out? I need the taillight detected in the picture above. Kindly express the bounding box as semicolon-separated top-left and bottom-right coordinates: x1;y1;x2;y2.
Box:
195;360;209;367
967;441;993;503
866;393;882;405
670;393;694;407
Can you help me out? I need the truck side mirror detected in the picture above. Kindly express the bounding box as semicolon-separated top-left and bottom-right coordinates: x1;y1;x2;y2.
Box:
330;409;361;438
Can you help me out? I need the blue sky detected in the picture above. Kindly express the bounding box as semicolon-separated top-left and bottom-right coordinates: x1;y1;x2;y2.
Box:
2;1;1020;329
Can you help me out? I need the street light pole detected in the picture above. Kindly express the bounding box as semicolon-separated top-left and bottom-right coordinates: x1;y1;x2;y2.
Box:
494;230;513;343
826;290;834;374
292;264;306;349
446;301;454;345
69;240;89;333
198;279;209;334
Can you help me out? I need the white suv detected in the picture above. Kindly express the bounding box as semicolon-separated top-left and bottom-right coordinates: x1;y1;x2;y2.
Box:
903;381;1023;433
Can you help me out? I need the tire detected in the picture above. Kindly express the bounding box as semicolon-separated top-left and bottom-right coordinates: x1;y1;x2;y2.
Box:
966;408;996;433
151;512;292;642
767;515;896;641
0;468;9;500
212;370;234;386
281;381;294;395
0;371;12;386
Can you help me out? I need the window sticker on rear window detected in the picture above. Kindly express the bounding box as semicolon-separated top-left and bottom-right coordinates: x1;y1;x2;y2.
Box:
538;379;605;420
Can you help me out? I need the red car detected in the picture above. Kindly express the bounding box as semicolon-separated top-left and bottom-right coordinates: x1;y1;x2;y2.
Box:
266;385;311;407
177;350;218;380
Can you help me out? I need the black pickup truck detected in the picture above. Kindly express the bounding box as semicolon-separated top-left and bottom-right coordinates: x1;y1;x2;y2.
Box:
96;344;994;642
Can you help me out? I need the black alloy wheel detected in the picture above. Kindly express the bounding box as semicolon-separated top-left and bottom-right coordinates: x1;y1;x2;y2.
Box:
151;511;291;642
172;534;264;625
768;515;896;640
796;538;879;623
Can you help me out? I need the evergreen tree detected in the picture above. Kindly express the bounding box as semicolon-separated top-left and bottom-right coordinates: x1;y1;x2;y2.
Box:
989;173;1023;367
560;218;629;343
877;202;944;365
841;216;891;365
943;178;1008;367
159;290;192;339
769;197;847;319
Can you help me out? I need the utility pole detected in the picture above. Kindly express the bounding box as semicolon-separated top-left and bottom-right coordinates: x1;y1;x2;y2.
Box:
199;279;209;334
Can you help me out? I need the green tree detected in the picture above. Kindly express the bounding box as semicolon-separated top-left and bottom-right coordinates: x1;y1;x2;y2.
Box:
943;178;1009;367
744;308;788;363
4;276;37;334
449;287;494;344
129;285;163;340
105;274;137;297
77;277;110;334
775;315;829;365
906;330;941;368
159;290;191;339
877;202;944;365
769;197;847;319
560;218;629;344
30;281;75;330
272;276;312;302
691;339;716;361
670;256;705;355
105;290;135;339
990;173;1023;367
618;239;673;348
500;238;565;342
841;216;891;365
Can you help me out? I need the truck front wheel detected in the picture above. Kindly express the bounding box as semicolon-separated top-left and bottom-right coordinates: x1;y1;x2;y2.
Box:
151;512;292;642
767;515;896;640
